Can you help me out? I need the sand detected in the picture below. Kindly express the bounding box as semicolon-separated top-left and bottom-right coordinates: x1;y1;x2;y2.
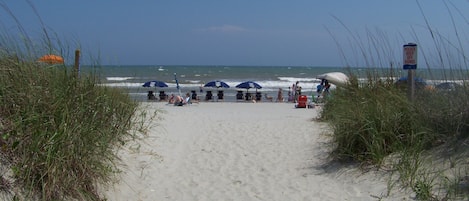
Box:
103;102;412;201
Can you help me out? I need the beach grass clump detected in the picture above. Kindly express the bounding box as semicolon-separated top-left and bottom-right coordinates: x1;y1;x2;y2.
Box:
0;56;141;200
320;70;469;199
320;73;441;165
321;1;469;198
414;86;469;140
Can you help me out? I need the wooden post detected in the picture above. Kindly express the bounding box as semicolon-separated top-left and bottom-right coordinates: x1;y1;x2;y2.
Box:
74;49;80;78
407;69;415;101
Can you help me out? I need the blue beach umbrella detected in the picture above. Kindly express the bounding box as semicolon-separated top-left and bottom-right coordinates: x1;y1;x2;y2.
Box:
236;81;262;91
204;80;230;88
142;80;168;88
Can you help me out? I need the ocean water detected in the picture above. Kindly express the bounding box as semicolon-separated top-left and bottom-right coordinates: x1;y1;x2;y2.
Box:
81;65;467;101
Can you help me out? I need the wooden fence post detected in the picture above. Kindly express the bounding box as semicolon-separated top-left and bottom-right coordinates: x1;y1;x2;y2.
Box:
74;49;80;78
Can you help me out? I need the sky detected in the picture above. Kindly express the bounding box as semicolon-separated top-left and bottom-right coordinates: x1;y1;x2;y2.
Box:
1;0;469;67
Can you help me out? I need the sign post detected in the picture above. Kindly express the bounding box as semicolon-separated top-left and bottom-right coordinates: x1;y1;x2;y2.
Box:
403;43;417;101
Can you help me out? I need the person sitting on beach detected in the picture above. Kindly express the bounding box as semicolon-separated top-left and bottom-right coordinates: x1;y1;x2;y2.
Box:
264;93;273;102
191;90;198;103
277;88;283;102
147;91;156;100
174;95;185;106
168;94;175;104
185;92;192;104
159;91;168;101
172;93;192;106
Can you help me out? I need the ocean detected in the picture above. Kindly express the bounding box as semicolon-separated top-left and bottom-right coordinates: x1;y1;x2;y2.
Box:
81;65;466;102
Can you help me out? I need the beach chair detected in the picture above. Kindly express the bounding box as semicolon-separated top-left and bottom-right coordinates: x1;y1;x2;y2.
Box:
205;91;213;101
147;91;156;100
191;90;198;100
255;92;262;101
236;91;244;101
295;95;307;108
159;91;167;101
245;92;252;101
185;93;192;105
217;90;224;101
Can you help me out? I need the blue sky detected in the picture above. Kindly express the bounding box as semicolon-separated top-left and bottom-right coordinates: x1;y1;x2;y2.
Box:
1;1;469;66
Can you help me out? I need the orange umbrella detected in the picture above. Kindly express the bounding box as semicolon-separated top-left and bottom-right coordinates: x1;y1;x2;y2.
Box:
38;54;64;64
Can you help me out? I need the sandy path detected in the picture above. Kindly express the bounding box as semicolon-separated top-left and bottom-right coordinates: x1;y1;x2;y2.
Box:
103;102;411;201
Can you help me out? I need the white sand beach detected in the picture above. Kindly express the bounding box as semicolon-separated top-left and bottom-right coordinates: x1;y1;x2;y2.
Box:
103;102;411;201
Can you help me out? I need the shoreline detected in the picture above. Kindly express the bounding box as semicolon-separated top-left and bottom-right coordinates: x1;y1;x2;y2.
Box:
103;102;410;200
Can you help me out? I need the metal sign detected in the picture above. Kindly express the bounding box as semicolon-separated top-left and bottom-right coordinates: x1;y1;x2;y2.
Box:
403;43;417;70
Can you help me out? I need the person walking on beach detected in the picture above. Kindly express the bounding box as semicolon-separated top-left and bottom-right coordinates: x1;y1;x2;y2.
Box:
294;81;300;102
316;80;324;97
292;83;296;102
322;80;331;97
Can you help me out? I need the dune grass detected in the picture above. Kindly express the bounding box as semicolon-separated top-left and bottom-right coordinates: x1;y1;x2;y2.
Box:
320;69;469;200
321;2;469;200
0;56;153;200
321;73;432;164
0;3;161;199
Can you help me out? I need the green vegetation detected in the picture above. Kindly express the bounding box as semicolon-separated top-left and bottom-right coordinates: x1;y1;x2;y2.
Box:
0;56;152;200
321;71;469;200
0;3;158;200
321;4;469;199
321;74;435;165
